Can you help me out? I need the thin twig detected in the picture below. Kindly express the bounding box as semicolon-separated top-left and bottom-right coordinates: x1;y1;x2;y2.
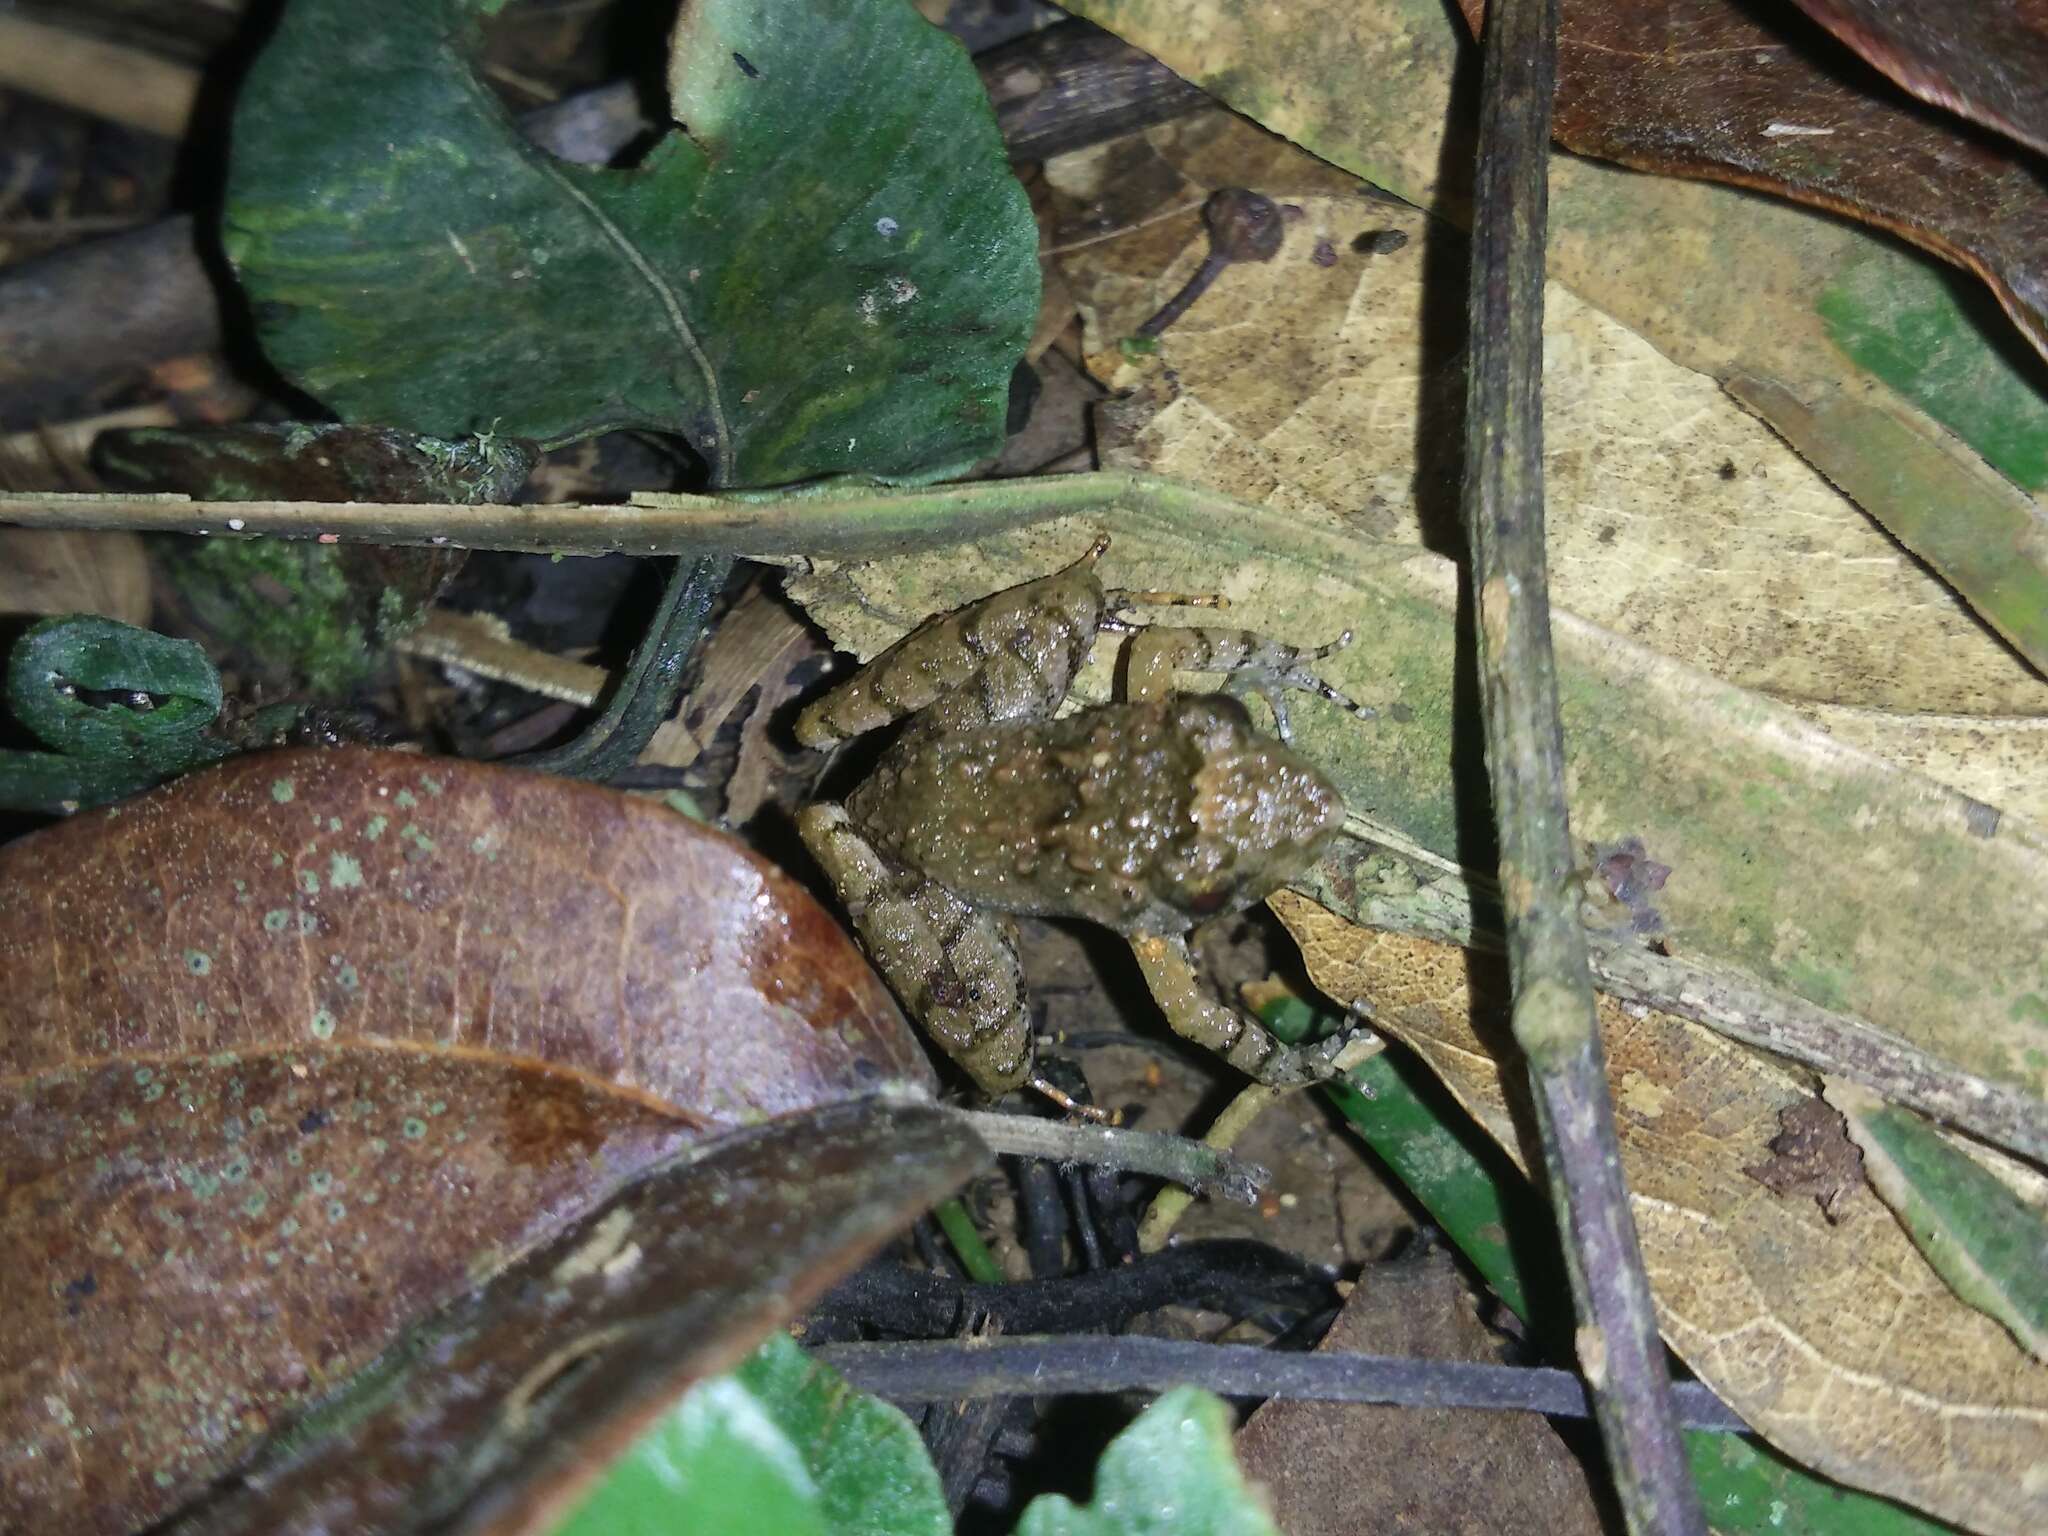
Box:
1461;0;1704;1529
1300;841;2048;1165
955;1109;1269;1204
809;1337;1750;1431
1135;1078;1281;1250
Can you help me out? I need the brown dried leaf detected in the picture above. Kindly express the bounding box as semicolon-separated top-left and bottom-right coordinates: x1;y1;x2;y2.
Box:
1234;1251;1604;1535
1791;0;2048;157
0;747;931;1534
166;1097;984;1536
1459;0;2048;361
1272;891;2048;1536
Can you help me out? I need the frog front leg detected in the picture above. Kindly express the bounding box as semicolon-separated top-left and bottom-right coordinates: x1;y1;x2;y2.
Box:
797;802;1034;1096
1122;623;1373;742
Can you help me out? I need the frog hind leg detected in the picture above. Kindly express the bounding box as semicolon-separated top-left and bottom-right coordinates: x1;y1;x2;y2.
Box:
798;802;1034;1096
795;556;1107;747
1122;626;1373;742
1127;932;1352;1085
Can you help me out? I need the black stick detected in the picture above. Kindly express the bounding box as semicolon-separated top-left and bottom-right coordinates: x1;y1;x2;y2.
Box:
1460;0;1703;1529
811;1337;1749;1432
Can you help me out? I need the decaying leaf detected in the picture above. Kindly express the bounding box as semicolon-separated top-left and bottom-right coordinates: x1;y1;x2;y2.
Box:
1790;0;2048;158
1060;0;2048;676
164;1097;983;1536
1046;109;2047;821
224;0;1038;485
1458;0;2048;363
1271;893;2048;1536
93;424;539;508
93;424;537;697
0;747;932;1534
1233;1251;1603;1535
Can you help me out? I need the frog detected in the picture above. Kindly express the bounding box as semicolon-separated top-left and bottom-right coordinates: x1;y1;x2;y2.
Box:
794;538;1374;1100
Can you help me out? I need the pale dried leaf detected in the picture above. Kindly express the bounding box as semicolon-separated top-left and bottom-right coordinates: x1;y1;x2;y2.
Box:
1271;892;2048;1536
1049;111;2047;818
1061;0;2048;676
0;528;152;626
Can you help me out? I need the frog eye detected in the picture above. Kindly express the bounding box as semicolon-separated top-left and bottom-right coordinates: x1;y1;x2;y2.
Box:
1184;886;1230;917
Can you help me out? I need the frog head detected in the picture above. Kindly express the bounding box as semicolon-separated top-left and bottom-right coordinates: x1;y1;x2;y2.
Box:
1168;695;1345;919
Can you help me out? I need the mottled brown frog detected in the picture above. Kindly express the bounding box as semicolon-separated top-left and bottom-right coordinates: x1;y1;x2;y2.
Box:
795;540;1372;1098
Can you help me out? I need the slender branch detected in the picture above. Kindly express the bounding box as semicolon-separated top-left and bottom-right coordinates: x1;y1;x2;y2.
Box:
955;1109;1268;1203
809;1337;1750;1431
1135;1032;1383;1250
0;472;1133;557
1302;845;2048;1165
1461;0;1704;1529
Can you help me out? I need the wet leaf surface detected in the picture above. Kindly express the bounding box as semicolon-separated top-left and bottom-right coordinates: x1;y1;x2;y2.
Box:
0;746;932;1533
224;0;1038;484
1457;0;2048;363
1013;1386;1278;1536
164;1096;983;1536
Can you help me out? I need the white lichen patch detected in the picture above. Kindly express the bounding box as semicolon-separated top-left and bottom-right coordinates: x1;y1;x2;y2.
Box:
552;1206;637;1284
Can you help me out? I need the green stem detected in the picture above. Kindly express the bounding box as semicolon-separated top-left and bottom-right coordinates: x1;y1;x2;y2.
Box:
932;1197;1004;1286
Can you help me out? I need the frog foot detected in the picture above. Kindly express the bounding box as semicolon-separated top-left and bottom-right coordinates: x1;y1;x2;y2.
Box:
1249;1026;1372;1087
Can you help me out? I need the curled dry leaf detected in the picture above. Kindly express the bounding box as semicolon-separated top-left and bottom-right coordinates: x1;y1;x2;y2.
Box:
1271;892;2048;1536
0;747;932;1534
1790;0;2048;157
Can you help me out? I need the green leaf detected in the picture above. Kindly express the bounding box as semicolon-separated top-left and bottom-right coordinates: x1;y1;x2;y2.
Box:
6;615;222;770
224;0;1038;486
1830;1081;2048;1363
551;1333;949;1536
0;615;235;811
1015;1388;1278;1536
